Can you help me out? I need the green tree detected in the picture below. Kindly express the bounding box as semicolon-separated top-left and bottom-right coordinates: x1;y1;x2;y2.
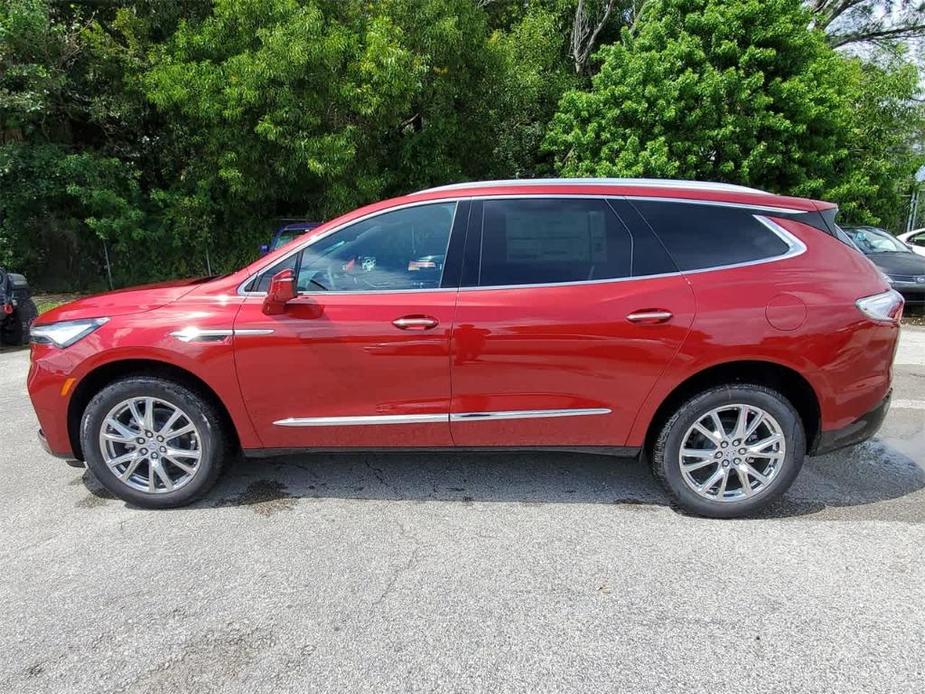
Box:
0;0;209;288
142;0;510;219
482;3;579;177
834;52;925;226
545;0;924;226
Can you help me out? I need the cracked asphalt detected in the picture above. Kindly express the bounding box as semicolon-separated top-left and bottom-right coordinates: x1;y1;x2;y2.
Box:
1;329;924;693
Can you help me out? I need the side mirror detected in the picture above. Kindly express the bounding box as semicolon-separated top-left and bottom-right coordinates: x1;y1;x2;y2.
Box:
262;269;296;315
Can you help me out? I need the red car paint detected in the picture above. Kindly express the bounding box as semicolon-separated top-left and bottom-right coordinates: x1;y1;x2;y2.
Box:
28;180;898;460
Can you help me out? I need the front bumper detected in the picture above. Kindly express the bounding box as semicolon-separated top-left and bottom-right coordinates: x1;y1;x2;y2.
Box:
811;390;891;456
37;429;83;467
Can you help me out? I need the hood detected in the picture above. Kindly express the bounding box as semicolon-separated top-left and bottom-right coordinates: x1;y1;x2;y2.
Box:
867;252;925;276
37;277;209;324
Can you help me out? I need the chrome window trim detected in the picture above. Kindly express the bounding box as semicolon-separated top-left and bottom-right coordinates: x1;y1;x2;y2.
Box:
453;212;806;294
272;408;612;427
238;196;807;296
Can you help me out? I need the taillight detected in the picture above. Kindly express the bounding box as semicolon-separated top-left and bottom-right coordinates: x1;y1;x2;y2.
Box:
856;290;904;324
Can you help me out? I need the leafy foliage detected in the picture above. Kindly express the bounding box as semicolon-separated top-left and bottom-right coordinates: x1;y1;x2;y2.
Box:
545;0;925;224
0;0;923;289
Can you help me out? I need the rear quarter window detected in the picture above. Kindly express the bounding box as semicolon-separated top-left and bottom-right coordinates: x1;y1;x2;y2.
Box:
631;201;790;271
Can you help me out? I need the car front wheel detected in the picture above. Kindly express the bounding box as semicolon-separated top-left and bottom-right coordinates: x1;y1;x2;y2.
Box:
651;385;805;518
80;377;229;508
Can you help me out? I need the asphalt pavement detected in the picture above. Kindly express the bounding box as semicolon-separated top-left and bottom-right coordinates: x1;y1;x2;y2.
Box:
1;330;924;692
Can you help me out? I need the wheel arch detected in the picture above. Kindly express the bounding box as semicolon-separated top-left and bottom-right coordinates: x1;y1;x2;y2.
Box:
643;360;821;456
67;358;240;461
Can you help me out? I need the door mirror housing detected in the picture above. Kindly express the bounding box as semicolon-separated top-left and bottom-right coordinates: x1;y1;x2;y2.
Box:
262;269;296;315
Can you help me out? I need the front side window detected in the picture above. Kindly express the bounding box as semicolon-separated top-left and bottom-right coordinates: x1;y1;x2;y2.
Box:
478;198;631;287
910;232;925;247
252;252;298;293
250;203;456;293
297;202;455;292
632;201;791;271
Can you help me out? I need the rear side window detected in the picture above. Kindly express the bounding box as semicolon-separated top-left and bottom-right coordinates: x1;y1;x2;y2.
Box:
478;199;631;287
631;201;790;271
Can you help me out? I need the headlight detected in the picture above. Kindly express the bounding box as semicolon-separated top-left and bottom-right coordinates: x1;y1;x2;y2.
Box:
30;318;109;348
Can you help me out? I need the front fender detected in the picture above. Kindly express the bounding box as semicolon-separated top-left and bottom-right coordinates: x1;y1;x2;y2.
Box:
28;300;261;457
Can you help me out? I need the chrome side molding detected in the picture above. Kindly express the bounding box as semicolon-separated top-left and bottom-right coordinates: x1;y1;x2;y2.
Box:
272;408;612;427
273;414;448;427
234;329;275;336
170;327;274;343
450;408;611;421
170;328;233;343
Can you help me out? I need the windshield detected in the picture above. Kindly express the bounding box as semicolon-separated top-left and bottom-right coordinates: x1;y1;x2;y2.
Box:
843;227;911;255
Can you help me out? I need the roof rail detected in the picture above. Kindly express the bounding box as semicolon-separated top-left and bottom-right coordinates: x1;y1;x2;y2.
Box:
413;178;772;196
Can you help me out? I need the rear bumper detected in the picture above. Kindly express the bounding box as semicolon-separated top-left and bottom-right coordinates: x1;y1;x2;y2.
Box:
811;390;890;456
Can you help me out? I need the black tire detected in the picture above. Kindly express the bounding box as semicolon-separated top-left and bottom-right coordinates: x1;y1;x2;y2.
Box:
651;384;805;518
1;298;37;346
80;376;230;508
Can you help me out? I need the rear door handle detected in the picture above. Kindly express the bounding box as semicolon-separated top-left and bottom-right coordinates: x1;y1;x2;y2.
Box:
392;315;439;330
626;309;673;324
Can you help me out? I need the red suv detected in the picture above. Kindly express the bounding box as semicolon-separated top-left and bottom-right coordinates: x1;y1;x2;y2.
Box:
28;179;903;517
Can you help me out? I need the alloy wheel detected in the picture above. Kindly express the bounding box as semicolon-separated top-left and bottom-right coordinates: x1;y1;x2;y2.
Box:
98;396;203;494
678;404;786;502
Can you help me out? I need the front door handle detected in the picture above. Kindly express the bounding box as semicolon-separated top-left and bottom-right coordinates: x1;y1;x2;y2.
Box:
626;309;673;324
392;315;439;330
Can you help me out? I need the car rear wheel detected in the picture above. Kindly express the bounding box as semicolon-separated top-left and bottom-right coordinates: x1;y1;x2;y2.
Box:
651;385;805;518
80;377;229;508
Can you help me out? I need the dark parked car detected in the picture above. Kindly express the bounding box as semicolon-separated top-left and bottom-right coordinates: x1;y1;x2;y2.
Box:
259;220;322;256
842;226;925;305
0;267;38;346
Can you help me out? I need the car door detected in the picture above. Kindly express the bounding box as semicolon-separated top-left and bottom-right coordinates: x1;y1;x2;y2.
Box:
234;201;466;450
449;197;695;449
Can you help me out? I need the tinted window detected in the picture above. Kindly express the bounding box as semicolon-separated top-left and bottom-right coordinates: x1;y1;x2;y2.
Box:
478;199;631;287
910;232;925;247
607;198;678;277
296;202;455;292
632;201;790;271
